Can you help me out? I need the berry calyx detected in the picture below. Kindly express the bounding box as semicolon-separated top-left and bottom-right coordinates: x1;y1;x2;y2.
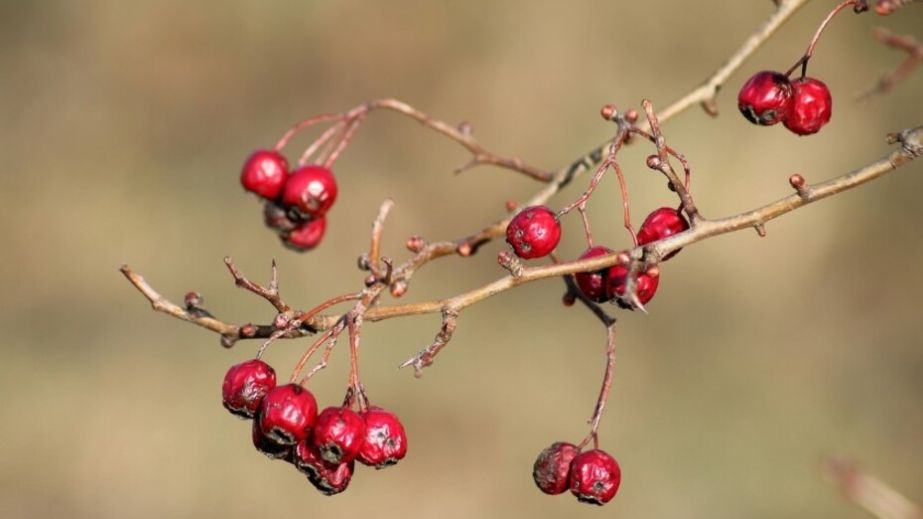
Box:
636;207;690;261
738;71;793;126
568;449;621;505
357;406;408;469
281;165;338;218
222;359;276;419
506;205;562;259
532;442;579;495
281;217;327;252
252;412;291;460
575;246;614;303
241;150;289;199
258;383;318;445
312;406;367;464
606;265;660;306
263;201;297;232
783;77;832;136
293;441;355;495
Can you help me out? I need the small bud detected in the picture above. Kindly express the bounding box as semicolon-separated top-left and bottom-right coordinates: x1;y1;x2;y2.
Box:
562;292;577;307
457;242;473;257
600;104;617;121
405;235;425;253
357;254;371;271
505;200;518;212
390;281;408;298
273;314;291;330
184;291;203;309
458;121;473;136
789;173;806;190
498;250;513;266
240;324;258;338
646;155;662;170
624;109;639;123
364;274;377;287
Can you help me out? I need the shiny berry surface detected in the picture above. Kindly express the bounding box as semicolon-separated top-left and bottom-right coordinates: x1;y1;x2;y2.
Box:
258;384;318;445
738;71;792;126
783;77;832;136
312;407;367;464
293;441;355;496
575;246;613;303
606;265;660;306
357;407;408;468
241;150;288;199
281;165;338;217
252;412;291;460
282;217;327;251
532;442;579;495
568;449;621;505
637;207;690;260
221;359;276;419
506;205;561;259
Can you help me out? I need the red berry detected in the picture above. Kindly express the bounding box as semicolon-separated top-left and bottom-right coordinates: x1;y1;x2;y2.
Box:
222;359;276;419
606;265;660;306
258;384;318;445
241;150;288;199
312;407;367;464
281;165;338;217
568;449;621;505
532;442;579;495
281;217;327;251
636;207;690;260
738;71;793;126
783;77;832;136
575;246;613;303
506;206;561;259
358;406;408;469
293;441;354;496
252;411;291;460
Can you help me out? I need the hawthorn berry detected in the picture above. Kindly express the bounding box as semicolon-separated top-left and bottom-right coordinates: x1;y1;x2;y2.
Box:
281;217;327;252
532;442;579;495
575;246;613;303
783;77;832;136
606;265;660;306
221;359;276;419
312;406;367;464
293;441;355;496
568;449;621;505
637;207;690;260
281;165;338;218
252;412;291;460
506;205;561;259
258;383;318;445
738;71;793;126
241;150;289;199
358;406;408;469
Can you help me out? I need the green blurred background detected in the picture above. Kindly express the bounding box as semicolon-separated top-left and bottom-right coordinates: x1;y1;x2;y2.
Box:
1;1;921;517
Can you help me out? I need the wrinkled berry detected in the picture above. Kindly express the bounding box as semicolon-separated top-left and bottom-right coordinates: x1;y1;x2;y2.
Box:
222;359;276;419
358;406;408;469
241;150;289;199
783;77;832;136
506;206;561;259
575;246;613;303
263;201;297;232
293;441;354;495
281;165;338;217
606;265;660;306
312;407;367;464
532;442;579;495
258;384;318;445
637;207;690;260
252;411;291;460
281;217;327;252
738;71;793;126
568;449;621;505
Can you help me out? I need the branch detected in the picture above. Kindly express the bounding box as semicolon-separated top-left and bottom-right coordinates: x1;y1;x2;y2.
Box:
859;28;923;99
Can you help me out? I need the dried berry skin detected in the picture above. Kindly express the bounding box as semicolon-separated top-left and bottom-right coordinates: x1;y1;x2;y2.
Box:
263;201;298;232
293;441;354;495
636;207;690;261
241;150;289;199
252;411;291;460
568;449;621;505
783;77;832;136
606;266;660;306
281;217;327;251
357;406;408;469
532;442;579;495
258;384;318;445
221;359;276;419
312;407;367;464
506;205;562;259
575;246;614;303
738;71;793;126
281;165;338;217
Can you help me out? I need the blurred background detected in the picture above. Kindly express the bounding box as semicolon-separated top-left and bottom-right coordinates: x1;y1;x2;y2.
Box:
1;1;921;517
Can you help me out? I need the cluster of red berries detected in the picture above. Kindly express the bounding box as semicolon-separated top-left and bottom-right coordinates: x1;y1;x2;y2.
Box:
505;205;689;307
240;150;339;251
532;442;621;505
222;359;408;495
738;71;832;136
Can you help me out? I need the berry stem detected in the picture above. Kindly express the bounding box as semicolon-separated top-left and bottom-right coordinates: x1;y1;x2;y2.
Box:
785;0;863;78
274;113;345;151
298;120;347;166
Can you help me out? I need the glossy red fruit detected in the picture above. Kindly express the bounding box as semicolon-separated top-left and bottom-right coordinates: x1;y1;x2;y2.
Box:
575;246;613;303
258;384;318;445
281;165;338;217
569;449;621;505
783;77;832;136
637;207;690;261
532;442;579;495
281;217;327;251
293;441;354;496
252;411;291;460
241;150;289;199
222;359;276;419
312;407;367;464
606;265;659;306
738;71;793;126
358;407;408;469
506;206;561;259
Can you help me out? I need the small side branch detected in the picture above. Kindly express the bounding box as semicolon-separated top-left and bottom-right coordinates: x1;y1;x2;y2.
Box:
859;28;923;99
823;457;923;519
399;308;459;377
224;257;291;314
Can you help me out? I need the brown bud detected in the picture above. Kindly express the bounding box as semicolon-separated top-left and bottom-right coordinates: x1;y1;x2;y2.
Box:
240;324;259;338
789;173;806;190
600;104;617;121
357;254;371;271
273;313;291;329
457;242;473;257
406;235;425;253
624;109;639;124
505;200;518;212
390;281;408;298
184;291;203;309
646;155;662;170
364;274;377;287
562;292;577;307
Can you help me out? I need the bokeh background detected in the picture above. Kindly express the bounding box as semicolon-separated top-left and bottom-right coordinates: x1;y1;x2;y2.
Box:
1;1;921;517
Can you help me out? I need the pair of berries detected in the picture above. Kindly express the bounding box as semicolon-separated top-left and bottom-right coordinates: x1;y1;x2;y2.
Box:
240;150;339;251
532;442;622;505
738;71;833;135
222;359;408;495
